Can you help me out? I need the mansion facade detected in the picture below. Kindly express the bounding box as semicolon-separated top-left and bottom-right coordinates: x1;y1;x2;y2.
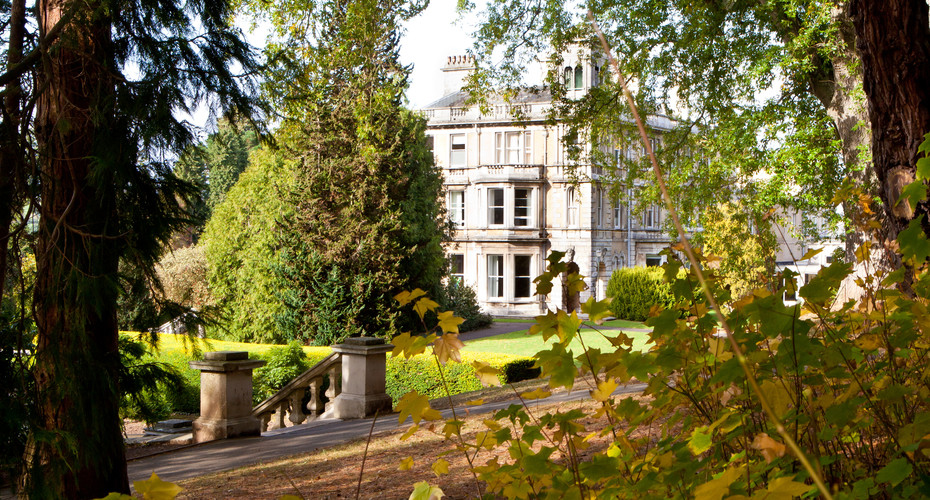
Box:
423;50;677;316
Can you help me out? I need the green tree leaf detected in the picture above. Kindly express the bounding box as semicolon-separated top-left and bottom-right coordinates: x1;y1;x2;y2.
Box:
876;457;913;486
688;427;713;455
898;216;930;263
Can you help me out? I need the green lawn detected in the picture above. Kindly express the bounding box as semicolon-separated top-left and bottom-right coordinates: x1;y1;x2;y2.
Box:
494;317;647;329
122;332;332;359
463;327;652;357
599;318;648;329
492;317;537;323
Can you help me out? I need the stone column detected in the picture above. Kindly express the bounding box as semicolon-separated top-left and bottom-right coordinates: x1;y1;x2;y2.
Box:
189;351;266;443
330;337;393;419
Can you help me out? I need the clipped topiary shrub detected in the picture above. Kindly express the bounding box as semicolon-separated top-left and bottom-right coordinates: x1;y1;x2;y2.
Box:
385;352;538;404
606;266;675;321
500;358;541;383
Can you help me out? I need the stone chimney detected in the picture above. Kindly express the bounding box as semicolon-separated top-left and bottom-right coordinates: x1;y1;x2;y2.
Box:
441;54;476;96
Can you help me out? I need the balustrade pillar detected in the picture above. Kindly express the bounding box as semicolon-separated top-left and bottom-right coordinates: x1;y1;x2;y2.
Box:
189;351;266;443
330;337;393;419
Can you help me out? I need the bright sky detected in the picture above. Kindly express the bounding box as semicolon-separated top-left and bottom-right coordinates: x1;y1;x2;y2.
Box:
186;1;479;132
399;1;480;109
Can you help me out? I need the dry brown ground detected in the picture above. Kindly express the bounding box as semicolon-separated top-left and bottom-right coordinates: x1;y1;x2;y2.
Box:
176;380;646;500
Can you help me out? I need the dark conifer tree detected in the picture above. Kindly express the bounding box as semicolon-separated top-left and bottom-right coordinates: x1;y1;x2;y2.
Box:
0;0;262;495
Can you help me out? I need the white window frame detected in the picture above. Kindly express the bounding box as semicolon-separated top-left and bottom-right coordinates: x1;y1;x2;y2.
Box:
448;190;465;228
450;134;466;167
495;131;533;164
566;186;578;227
643;204;660;229
488;188;505;226
450;254;465;285
514;188;533;227
513;255;532;299
488;255;504;299
614;201;625;229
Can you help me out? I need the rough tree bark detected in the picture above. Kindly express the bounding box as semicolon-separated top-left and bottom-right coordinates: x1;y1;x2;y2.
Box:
850;0;930;244
0;0;28;300
21;0;129;495
801;2;888;301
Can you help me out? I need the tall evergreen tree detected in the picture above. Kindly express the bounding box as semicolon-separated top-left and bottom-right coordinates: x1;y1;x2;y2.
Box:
0;0;262;495
208;0;445;343
281;0;444;339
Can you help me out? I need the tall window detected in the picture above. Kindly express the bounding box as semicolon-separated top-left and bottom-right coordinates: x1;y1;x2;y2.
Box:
488;188;505;225
495;131;532;164
574;65;583;89
450;134;466;167
566;186;578;227
614;201;625;229
564;67;572;88
449;191;465;227
488;255;504;298
596;188;604;227
514;188;532;226
514;255;532;298
643;204;660;229
450;254;465;285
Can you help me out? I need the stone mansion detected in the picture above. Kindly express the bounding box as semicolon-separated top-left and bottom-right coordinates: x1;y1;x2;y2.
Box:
422;48;679;316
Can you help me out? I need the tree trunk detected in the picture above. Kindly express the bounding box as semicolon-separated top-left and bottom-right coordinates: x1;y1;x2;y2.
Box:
21;0;129;495
803;2;893;302
0;0;28;300
850;0;930;244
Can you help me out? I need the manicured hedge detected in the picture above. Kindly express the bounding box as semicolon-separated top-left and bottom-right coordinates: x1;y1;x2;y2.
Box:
606;267;675;321
385;351;540;404
133;333;539;414
125;333;331;415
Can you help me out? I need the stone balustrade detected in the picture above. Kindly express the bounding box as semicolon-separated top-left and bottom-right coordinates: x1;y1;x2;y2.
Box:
191;337;393;442
251;352;342;432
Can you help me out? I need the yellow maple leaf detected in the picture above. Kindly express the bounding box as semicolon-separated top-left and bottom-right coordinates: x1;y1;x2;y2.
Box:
436;310;465;334
471;360;501;387
409;481;445;500
763;476;814;500
413;297;440;320
465;398;484;406
591;379;618;402
395;289;427;307
133;472;182;500
433;333;464;364
475;431;498;450
483;419;502;430
391;331;435;359
399;456;415;470
752;433;786;464
431;458;450;476
580;296;613;325
396;392;441;424
400;424;419;441
694;466;742;500
520;388;552;400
